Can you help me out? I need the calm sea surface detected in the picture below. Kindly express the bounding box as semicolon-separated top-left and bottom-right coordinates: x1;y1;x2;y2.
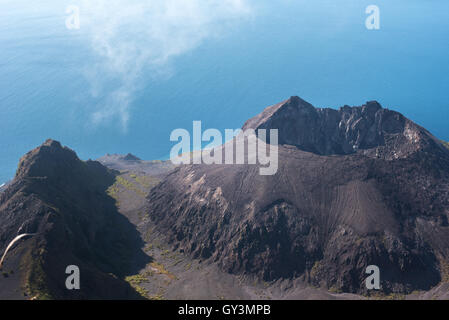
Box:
1;0;448;182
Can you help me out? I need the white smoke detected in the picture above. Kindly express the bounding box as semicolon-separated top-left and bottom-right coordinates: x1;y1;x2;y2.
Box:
78;0;254;132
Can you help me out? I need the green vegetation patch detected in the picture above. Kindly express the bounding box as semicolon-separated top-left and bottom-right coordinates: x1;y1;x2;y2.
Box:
125;273;151;299
367;292;405;300
107;175;147;199
442;140;449;150
150;262;177;280
310;260;321;278
149;293;165;300
134;284;150;299
22;247;53;300
125;274;149;285
439;259;449;283
132;174;160;189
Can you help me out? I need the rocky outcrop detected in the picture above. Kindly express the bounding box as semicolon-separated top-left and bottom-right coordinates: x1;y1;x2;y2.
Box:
146;97;449;294
123;153;141;161
243;96;447;160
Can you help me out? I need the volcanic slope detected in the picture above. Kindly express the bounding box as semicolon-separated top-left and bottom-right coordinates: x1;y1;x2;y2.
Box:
145;96;449;294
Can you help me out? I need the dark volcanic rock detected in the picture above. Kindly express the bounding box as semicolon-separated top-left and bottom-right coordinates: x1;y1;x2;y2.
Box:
243;96;447;160
123;153;141;161
146;97;449;294
0;139;147;299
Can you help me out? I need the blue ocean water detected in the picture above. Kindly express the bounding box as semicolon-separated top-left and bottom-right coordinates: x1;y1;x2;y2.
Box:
1;0;448;183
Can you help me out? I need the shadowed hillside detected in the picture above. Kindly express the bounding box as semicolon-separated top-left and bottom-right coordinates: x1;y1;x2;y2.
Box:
145;97;449;295
0;140;149;299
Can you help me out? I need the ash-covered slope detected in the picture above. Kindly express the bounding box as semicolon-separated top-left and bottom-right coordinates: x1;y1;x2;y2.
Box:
146;97;449;294
0;140;147;299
